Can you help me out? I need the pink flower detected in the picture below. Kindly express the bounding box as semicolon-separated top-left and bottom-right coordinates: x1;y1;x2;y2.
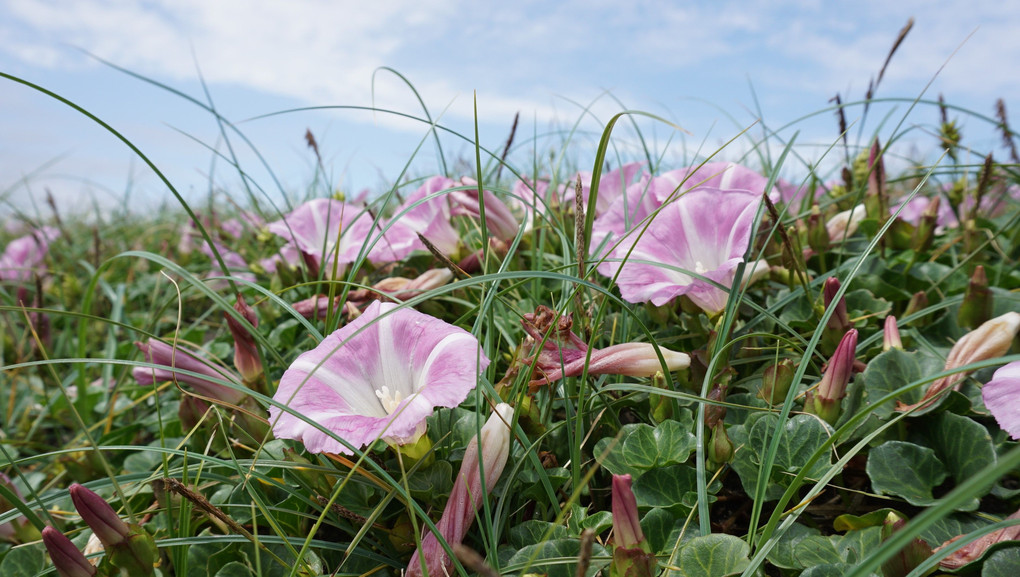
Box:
982;361;1020;440
561;162;646;217
267;199;376;274
893;195;958;229
406;403;514;577
511;177;554;228
269;301;490;454
450;179;520;241
592;166;767;315
376;176;461;261
0;226;60;282
200;240;255;284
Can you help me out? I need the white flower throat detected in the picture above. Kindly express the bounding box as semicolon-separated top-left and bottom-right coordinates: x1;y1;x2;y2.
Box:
375;386;404;414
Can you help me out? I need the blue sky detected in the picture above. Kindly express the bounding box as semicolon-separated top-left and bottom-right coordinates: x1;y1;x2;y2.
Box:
2;1;1018;218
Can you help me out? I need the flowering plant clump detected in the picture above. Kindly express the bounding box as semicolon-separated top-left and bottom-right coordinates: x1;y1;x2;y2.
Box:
6;50;1020;577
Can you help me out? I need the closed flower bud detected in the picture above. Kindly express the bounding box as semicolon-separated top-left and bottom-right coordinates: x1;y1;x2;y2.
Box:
899;312;1020;412
69;484;130;548
957;265;992;329
911;195;940;252
821;277;851;353
883;316;903;351
42;526;96;577
806;204;830;252
407;404;514;577
225;294;263;384
610;474;656;577
826;205;866;242
903;291;928;326
880;512;933;577
807;329;858;424
707;421;735;470
759;359;795;405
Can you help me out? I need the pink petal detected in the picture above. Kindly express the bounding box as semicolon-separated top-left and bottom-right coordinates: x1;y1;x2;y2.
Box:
983;361;1020;440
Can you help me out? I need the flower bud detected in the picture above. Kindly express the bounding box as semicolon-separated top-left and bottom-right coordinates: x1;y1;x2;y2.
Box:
883;316;903;351
406;403;514;577
826;205;866;242
903;291;928;327
42;526;96;577
865;139;887;221
649;371;673;423
707;421;735;470
898;312;1020;412
957;265;992;330
807;329;858;424
610;474;656;577
821;277;851;353
880;512;933;577
69;484;130;548
759;359;795;405
806;204;830;252
911;195;940;252
133;339;246;406
225;294;263;384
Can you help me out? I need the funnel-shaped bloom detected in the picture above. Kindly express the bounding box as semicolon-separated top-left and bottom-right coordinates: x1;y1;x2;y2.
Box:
593;175;766;314
982;361;1020;440
0;226;60;282
376;176;461;261
133;339;246;406
201;240;256;284
561;162;646;216
406;403;514;577
267;198;375;273
898;312;1020;412
450;179;520;241
42;526;96;577
511;177;554;228
270;301;490;454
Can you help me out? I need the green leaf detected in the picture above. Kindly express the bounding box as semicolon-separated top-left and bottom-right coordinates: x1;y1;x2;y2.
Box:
632;465;699;513
983;545;1020;577
926;412;996;510
579;510;613;536
765;522;820;570
918;513;987;548
215;561;255;577
594;420;697;478
406;460;454;500
640;508;682;555
504;538;609;577
669;534;749;577
748;413;833;481
845;289;892;324
795;528;883;568
509;520;569;549
800;563;866;577
862;348;944;418
867;441;948;505
0;545;45;577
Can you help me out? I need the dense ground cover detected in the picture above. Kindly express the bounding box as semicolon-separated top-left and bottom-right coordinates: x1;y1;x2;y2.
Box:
2;57;1020;577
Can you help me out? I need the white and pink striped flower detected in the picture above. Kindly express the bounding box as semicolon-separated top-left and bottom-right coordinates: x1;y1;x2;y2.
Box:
269;301;489;454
